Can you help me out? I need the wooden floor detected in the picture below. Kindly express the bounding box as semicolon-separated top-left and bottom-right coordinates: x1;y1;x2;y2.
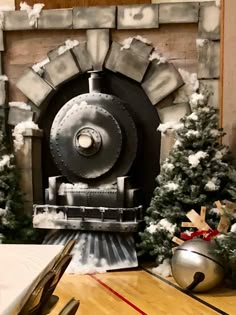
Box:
51;268;236;315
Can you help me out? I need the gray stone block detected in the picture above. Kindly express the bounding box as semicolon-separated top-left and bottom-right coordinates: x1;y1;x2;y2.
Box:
44;50;80;87
125;38;153;59
157;103;190;123
72;42;93;72
197;39;220;79
198;2;220;40
199;79;219;108
73;6;116;29
87;29;110;70
8;107;34;126
0;81;6;106
115;49;150;82
38;9;72;29
159;3;199;24
117;4;159;29
3;11;35;30
0;30;4;51
16;68;53;107
105;41;122;71
142;62;184;105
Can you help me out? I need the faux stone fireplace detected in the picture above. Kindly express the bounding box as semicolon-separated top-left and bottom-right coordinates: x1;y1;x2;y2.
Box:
0;1;221;217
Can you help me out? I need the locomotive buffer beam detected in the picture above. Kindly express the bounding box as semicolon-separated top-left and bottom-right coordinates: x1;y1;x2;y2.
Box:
33;205;143;233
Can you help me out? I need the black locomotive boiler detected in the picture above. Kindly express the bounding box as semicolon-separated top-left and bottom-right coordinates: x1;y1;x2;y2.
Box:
33;71;160;270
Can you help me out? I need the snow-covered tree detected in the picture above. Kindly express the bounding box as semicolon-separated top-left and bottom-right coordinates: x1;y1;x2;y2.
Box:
139;93;236;267
0;130;39;243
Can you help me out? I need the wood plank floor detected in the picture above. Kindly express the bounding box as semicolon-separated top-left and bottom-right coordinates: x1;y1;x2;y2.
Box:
49;269;236;315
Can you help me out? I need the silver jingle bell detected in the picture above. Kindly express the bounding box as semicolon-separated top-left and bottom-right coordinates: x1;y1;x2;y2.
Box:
171;238;225;292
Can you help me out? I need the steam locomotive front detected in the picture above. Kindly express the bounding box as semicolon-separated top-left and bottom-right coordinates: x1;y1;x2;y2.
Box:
34;71;143;232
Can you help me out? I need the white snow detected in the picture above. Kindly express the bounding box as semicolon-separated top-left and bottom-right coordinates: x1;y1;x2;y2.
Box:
0;208;6;216
0;154;12;171
210;129;219;137
120;35;151;51
58;39;80;55
149;50;167;64
173;140;182;148
187;112;198;121
20;2;45;27
188;151;208;168
157;122;184;134
32;58;50;75
209;207;221;215
147;219;176;235
9;102;31;111
186;130;199;138
230;223;236;232
0;75;8;81
201;107;210;113
33;210;65;228
152;259;172;278
12;121;39;151
162;163;175;171
189;92;205;107
178;68;199;93
196;39;208;48
205;178;219;191
164;182;179;192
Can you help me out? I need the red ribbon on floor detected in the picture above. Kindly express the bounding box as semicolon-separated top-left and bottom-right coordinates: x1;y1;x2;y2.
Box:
180;229;219;241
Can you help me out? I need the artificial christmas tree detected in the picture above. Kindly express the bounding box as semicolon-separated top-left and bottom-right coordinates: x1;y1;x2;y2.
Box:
139;93;236;270
0;129;40;243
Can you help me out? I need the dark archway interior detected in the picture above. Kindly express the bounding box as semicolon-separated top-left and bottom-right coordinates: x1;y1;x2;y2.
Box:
39;70;161;209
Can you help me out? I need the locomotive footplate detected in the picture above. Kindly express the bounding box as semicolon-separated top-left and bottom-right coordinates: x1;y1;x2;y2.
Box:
33;205;143;232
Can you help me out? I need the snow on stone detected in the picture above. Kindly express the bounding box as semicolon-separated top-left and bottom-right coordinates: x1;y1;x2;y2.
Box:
152;259;172;277
120;35;151;51
149;50;167;64
33;210;65;228
0;154;13;171
32;58;50;75
0;75;8;81
188;151;208;168
164;182;179;192
187;112;198;121
189;92;205;107
196;39;208;48
58;39;80;55
9;102;31;111
12;121;39;151
186;130;199;138
230;223;236;232
20;2;45;27
157;122;184;134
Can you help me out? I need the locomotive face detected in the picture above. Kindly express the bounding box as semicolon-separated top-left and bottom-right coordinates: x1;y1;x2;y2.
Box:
50;73;138;186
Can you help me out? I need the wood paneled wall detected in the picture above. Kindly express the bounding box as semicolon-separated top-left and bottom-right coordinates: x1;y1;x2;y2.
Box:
15;0;151;9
